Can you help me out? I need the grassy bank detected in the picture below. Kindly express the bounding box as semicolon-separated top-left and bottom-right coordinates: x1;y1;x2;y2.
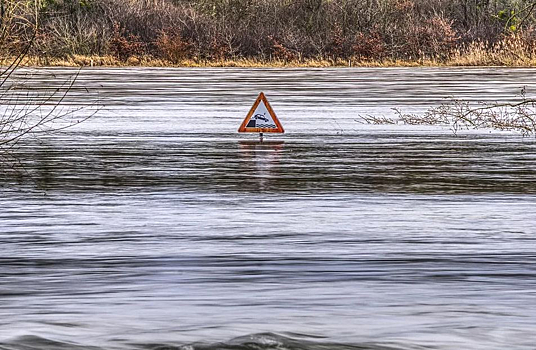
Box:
15;57;536;68
3;0;536;68
15;38;536;68
5;55;440;68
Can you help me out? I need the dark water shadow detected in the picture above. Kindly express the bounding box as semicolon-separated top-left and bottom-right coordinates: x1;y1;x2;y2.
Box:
0;333;402;350
2;133;536;195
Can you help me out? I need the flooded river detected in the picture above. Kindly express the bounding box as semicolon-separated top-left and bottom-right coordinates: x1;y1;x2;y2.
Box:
1;68;536;350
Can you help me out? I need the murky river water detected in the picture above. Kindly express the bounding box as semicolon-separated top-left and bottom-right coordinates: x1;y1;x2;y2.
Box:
1;68;536;350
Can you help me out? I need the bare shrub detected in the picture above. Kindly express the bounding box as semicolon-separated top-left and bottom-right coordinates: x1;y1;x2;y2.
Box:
7;0;536;64
1;70;98;148
155;29;193;63
32;0;110;58
407;16;459;60
353;31;385;60
0;0;36;59
425;95;536;136
269;36;299;61
108;22;146;61
362;91;536;136
357;115;397;124
1;0;99;153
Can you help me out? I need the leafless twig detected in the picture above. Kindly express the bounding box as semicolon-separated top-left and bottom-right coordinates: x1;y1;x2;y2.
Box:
359;92;536;137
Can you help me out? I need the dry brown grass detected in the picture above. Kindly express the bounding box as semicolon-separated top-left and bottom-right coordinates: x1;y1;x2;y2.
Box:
0;55;480;68
7;55;429;68
9;34;536;68
450;34;536;66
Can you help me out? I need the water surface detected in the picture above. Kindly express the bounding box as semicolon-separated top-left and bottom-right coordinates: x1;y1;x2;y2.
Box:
1;68;536;350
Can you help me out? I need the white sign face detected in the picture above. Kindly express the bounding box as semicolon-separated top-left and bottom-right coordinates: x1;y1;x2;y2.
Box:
238;92;284;133
245;100;278;129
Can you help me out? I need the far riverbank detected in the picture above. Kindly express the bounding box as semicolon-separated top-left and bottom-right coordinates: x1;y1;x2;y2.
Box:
11;51;536;68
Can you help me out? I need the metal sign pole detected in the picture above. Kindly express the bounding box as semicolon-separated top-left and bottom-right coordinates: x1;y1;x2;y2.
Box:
259;132;264;143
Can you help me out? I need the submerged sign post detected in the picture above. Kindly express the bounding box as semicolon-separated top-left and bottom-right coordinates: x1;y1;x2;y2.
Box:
238;92;284;142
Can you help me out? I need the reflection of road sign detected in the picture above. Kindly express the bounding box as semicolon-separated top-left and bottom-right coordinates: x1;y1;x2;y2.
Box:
238;92;284;133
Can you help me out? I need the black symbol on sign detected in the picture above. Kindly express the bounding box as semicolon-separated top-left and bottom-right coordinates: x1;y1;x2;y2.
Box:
254;113;269;122
246;113;269;127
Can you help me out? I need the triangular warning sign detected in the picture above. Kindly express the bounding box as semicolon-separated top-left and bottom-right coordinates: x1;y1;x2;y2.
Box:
238;92;284;133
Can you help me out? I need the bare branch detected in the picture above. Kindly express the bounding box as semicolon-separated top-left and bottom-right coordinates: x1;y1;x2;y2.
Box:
361;93;536;137
1;1;99;153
